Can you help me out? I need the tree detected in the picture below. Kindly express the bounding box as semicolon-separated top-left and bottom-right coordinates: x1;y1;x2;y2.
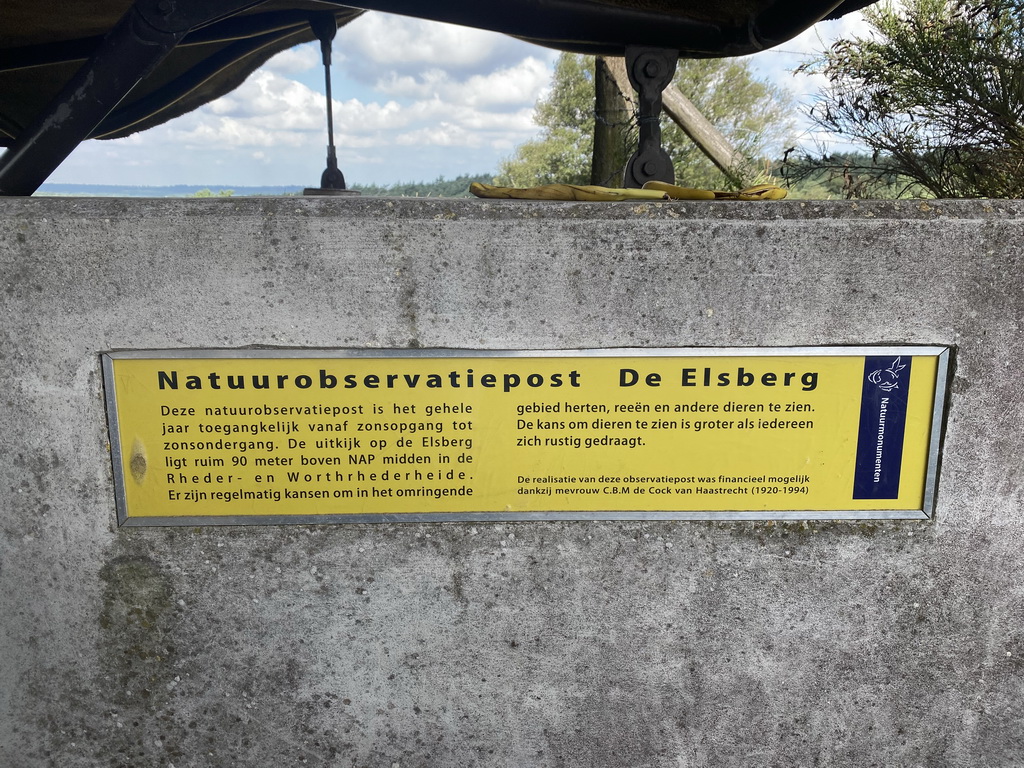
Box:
497;55;598;187
776;151;915;199
497;54;794;189
797;0;1024;198
664;57;794;188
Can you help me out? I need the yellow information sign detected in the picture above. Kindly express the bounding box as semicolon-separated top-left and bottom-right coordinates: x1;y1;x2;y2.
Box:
102;347;950;525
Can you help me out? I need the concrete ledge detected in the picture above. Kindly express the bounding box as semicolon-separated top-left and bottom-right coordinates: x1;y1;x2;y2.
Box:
1;197;1022;766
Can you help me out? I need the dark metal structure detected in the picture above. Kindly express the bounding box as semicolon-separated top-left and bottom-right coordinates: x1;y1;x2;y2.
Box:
623;47;679;187
305;11;353;194
0;0;876;195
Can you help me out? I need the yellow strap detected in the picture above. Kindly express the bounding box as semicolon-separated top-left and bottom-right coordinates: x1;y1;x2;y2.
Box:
470;181;787;202
642;181;788;200
638;181;716;200
470;182;670;202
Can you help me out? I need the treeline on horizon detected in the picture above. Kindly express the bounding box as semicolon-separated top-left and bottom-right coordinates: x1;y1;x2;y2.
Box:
36;174;492;199
36;157;909;200
351;174;492;197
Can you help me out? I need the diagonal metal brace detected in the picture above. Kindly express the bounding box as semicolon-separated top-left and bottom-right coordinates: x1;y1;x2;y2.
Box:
0;0;261;196
622;45;678;188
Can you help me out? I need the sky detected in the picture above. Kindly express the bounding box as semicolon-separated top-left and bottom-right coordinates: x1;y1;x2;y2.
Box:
42;10;873;188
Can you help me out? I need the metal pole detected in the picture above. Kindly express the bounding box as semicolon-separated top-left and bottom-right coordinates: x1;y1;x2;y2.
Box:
309;13;347;190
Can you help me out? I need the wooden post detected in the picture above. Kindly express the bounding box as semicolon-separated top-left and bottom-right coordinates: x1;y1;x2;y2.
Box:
591;57;632;186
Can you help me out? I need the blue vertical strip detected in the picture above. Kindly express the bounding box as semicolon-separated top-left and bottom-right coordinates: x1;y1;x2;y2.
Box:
853;355;912;499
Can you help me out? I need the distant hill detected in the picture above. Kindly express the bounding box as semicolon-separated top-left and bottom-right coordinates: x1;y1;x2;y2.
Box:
36;183;303;197
36;174;494;198
352;174;493;198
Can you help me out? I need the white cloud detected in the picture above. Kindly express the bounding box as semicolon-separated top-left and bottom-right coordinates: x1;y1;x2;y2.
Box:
378;56;551;108
48;11;560;186
166;118;299;149
205;70;322;125
786;12;875;57
394;124;472;148
337;13;554;78
156;73;327;150
444;106;537;134
158;70;539;157
262;44;321;74
333;98;406;132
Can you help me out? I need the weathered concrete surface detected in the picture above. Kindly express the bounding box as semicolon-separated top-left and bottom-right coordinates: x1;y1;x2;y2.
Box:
0;196;1022;767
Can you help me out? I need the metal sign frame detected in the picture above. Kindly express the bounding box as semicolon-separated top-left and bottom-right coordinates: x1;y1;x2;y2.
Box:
102;345;952;526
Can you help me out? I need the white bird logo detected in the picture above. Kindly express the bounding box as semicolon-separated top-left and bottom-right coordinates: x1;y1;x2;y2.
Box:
867;357;907;392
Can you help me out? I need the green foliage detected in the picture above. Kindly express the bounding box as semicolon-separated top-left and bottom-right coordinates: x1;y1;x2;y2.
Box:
352;174;493;197
776;152;927;199
192;188;234;197
496;55;597;186
497;54;794;189
799;0;1024;198
663;58;794;189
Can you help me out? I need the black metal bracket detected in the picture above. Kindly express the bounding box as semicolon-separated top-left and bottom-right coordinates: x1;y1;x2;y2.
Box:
0;0;260;196
622;45;678;188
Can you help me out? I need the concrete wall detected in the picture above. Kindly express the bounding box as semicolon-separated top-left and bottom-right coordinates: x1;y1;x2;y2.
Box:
1;196;1022;767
